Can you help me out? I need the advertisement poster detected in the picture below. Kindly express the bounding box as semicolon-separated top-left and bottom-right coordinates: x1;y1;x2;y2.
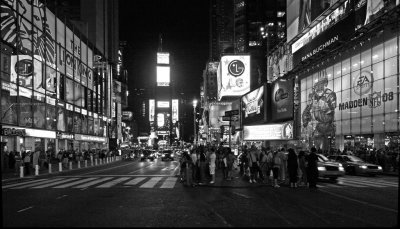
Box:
206;61;219;99
18;97;33;127
33;103;46;129
46;65;57;97
149;99;155;122
172;99;179;123
65;78;74;104
10;55;45;94
73;82;82;107
218;55;250;100
57;108;65;131
243;122;293;140
271;79;294;122
241;85;266;125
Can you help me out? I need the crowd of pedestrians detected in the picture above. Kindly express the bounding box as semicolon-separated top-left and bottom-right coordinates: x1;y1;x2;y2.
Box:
2;148;118;176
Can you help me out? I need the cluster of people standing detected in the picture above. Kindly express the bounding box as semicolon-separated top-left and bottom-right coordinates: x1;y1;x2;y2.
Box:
239;145;320;189
179;144;237;186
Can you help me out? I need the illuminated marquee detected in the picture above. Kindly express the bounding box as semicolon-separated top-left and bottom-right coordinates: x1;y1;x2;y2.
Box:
157;66;170;86
243;122;293;140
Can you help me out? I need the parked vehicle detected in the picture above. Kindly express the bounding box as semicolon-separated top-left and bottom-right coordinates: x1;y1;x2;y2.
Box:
327;155;383;176
317;154;345;181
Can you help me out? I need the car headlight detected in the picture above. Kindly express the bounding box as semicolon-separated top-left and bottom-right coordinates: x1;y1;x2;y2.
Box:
318;166;326;171
140;154;144;157
378;166;382;170
162;155;165;157
339;166;344;171
338;163;343;167
359;165;367;169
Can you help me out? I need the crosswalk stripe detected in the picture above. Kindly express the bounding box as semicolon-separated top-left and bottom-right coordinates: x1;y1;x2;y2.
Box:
10;178;65;189
31;178;80;188
139;177;162;188
160;177;177;189
124;177;146;185
339;179;386;188
52;178;98;188
348;178;398;187
73;177;114;188
96;177;130;188
2;179;48;189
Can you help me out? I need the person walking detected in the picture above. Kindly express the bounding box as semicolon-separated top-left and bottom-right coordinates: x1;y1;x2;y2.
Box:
265;147;274;185
306;147;319;189
247;145;261;183
198;146;207;185
259;147;268;183
272;150;281;188
32;149;40;171
226;148;235;180
14;151;22;175
298;151;307;186
209;147;216;184
221;148;228;180
22;151;31;176
287;148;298;188
190;148;199;184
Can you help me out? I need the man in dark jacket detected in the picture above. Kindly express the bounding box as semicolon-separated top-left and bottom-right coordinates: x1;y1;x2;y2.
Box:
306;147;319;189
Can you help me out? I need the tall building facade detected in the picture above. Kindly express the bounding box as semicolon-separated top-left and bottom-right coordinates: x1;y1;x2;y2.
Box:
0;0;119;169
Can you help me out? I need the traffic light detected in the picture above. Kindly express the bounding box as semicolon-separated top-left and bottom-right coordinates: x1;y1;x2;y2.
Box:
231;125;236;135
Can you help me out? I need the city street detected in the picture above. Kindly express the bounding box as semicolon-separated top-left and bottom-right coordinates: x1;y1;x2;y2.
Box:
2;158;398;227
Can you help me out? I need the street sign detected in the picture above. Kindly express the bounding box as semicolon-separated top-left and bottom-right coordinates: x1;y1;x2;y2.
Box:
225;109;239;116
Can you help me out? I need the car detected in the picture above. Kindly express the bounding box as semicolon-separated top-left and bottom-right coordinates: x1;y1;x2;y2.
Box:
140;149;155;161
327;155;383;176
161;150;174;161
316;154;345;181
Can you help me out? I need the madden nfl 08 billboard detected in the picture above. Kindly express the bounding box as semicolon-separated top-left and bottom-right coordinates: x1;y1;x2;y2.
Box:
271;79;294;122
217;55;250;100
241;84;267;125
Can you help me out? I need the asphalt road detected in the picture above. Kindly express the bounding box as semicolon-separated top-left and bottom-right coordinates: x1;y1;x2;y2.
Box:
2;158;398;227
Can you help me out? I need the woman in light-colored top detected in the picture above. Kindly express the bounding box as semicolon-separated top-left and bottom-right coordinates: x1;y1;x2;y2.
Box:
209;147;216;184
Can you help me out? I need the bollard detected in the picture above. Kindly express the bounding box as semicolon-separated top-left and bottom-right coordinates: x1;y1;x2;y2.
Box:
78;161;81;168
20;166;24;178
59;162;62;172
49;164;52;174
85;160;88;167
95;159;98;166
35;165;39;176
90;158;93;166
69;161;72;170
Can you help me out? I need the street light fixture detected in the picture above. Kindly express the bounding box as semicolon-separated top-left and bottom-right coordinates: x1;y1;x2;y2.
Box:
193;99;197;145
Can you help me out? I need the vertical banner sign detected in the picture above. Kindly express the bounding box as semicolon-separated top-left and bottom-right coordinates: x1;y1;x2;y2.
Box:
87;48;93;90
172;99;179;123
149;99;155;122
56;18;66;75
65;27;74;78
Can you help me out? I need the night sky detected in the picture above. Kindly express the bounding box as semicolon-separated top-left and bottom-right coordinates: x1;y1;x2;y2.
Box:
119;0;210;102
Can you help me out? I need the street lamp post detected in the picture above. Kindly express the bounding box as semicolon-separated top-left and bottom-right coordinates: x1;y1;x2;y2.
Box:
193;99;197;146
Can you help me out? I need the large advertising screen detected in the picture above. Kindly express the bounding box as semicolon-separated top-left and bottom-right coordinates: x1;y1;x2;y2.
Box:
243;122;293;140
241;85;266;125
157;101;170;108
157;66;170;86
208;101;240;130
271;79;294;122
157;52;169;64
217;55;250;100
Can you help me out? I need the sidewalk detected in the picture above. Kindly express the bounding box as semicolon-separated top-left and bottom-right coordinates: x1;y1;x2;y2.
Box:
1;156;121;182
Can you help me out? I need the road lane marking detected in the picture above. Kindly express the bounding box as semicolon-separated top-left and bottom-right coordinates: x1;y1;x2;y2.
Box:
52;178;98;188
80;161;138;175
2;179;47;189
346;178;398;187
124;177;146;185
232;191;252;199
160;177;178;189
73;177;114;188
96;177;130;188
128;163;155;174
340;179;387;188
10;178;65;189
17;206;33;213
56;195;68;199
31;178;80;188
320;189;398;213
140;177;162;188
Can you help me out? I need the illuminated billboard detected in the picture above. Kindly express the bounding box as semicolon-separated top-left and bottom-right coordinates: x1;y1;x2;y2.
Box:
271;79;294;122
157;66;170;86
241;85;267;125
157;101;170;108
122;111;133;121
149;99;155;122
157;52;170;64
243;122;293;140
217;55;250;100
